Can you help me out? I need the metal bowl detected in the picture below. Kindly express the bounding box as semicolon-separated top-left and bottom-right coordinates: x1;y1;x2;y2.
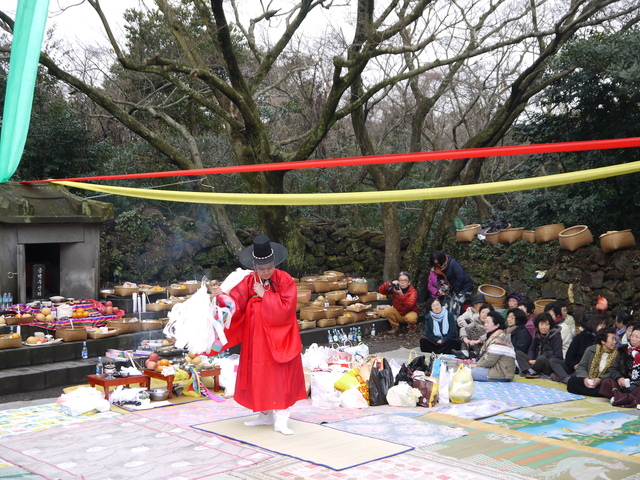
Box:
50;296;65;303
149;388;170;401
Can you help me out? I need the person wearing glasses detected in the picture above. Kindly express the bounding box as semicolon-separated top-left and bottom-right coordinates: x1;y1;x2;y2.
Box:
378;271;419;334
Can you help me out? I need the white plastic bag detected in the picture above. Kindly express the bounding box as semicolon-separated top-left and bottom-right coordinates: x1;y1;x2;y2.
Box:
311;371;342;409
386;382;421;407
341;385;369;409
438;363;452;404
302;343;335;370
58;387;111;415
342;342;369;358
217;354;240;397
388;358;402;380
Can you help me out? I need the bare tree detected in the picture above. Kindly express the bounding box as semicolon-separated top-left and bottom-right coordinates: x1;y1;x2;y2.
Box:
0;0;638;276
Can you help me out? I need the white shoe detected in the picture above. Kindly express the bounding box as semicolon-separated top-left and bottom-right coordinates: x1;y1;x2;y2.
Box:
244;411;274;426
273;408;293;435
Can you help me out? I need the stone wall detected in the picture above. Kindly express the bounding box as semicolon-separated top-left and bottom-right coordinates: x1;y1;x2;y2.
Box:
445;238;640;314
101;210;639;316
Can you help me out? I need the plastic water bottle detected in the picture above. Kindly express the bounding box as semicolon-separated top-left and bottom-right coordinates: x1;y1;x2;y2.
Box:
81;341;88;359
371;323;376;337
324;298;329;308
7;293;12;308
1;293;7;309
96;356;104;375
327;330;333;344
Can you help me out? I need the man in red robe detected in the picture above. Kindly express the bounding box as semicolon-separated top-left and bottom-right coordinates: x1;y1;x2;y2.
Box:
210;236;306;435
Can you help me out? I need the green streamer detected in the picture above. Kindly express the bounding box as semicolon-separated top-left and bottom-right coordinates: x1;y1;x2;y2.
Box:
0;0;50;182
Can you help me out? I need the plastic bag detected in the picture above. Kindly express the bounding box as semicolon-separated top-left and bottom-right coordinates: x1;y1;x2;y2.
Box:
408;354;427;373
217;354;240;397
413;375;439;407
327;350;354;368
342;342;369;358
311;371;342;409
341;385;369;409
368;357;394;406
334;368;369;404
302;343;340;370
438;363;452;404
449;364;474;404
395;363;413;385
386;382;421;407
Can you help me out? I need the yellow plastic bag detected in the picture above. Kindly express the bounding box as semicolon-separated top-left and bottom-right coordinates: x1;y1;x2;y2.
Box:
334;368;369;404
449;364;474;404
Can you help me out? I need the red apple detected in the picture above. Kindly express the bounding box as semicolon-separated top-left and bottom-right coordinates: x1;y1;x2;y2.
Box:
99;306;106;314
105;306;113;315
148;352;159;362
145;360;157;370
105;301;113;307
112;307;119;314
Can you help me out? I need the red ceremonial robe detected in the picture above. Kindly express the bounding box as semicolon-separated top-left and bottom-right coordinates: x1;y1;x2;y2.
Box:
221;269;307;411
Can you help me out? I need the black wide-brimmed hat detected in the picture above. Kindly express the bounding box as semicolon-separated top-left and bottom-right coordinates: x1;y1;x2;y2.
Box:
239;235;288;269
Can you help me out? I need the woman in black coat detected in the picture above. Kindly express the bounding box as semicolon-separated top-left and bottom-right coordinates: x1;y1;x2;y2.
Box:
505;308;531;374
420;297;460;354
549;313;607;383
524;313;563;378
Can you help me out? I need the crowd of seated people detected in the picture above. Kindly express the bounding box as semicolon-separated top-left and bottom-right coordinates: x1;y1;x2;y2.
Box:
408;250;638;399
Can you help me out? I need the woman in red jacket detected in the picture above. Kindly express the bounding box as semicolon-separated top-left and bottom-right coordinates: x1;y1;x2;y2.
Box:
378;271;419;334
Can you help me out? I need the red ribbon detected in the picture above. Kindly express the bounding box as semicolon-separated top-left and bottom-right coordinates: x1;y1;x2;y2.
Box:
21;136;640;184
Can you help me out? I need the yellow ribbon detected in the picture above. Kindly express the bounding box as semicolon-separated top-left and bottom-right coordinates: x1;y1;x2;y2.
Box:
53;159;640;205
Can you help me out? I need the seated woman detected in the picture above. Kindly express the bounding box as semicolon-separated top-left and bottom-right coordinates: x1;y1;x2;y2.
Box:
517;298;536;338
567;327;618;397
455;302;493;359
599;327;640;407
420;297;460;354
505;307;531;374
524;313;563;378
501;292;523;318
471;311;516;382
549;313;607;384
456;293;486;329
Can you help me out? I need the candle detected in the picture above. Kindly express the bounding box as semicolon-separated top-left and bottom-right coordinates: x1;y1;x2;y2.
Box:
142;293;147;313
132;292;138;313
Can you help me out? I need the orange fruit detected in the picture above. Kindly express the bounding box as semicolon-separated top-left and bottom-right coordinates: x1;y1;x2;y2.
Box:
158;359;170;367
10;333;20;339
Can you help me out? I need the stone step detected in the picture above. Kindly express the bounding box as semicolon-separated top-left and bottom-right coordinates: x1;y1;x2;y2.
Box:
0;359;95;396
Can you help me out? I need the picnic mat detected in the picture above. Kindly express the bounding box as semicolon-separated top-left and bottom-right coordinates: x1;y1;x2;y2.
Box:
473;381;584;407
193;416;412;471
526;396;621;419
228;448;533;480
325;413;466;447
482;409;640;455
434;399;522;420
0;415;271;480
0;403;119;438
420;412;640;479
0;460;44;480
112;393;215;412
